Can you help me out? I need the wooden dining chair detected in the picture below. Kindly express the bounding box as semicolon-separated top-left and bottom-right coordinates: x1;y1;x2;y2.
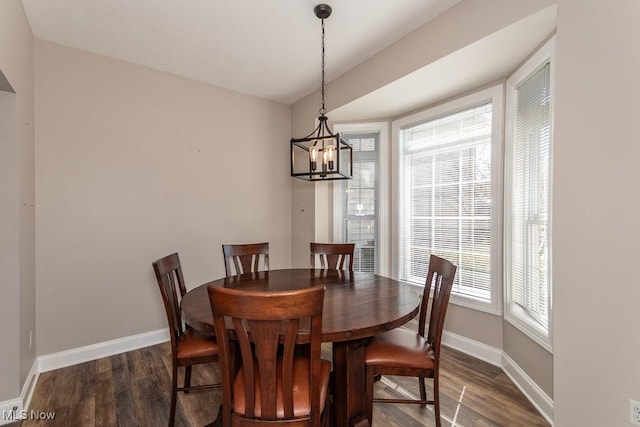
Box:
207;284;331;427
222;242;269;276
363;254;457;427
152;253;221;427
310;242;355;271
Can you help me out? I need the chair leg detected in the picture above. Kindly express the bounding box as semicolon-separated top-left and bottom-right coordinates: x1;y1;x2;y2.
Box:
364;367;375;425
321;397;330;427
169;364;178;427
418;375;427;404
322;369;333;427
184;365;192;393
433;375;441;427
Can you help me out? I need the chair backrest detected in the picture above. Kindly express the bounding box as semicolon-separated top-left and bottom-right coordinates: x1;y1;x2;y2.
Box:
310;242;354;271
152;253;188;353
222;242;269;276
208;285;325;427
418;254;457;358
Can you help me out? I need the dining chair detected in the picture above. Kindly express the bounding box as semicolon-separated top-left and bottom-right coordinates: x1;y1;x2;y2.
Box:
363;254;457;427
152;253;221;427
310;242;355;271
222;242;269;276
207;284;331;427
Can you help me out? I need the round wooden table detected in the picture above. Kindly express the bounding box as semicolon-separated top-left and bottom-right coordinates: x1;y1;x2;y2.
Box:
181;268;421;427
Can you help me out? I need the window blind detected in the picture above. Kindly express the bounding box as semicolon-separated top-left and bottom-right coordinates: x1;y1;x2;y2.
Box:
509;62;551;330
399;103;493;301
341;132;379;273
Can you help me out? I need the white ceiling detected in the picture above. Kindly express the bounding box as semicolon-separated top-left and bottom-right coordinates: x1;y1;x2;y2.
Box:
20;0;462;105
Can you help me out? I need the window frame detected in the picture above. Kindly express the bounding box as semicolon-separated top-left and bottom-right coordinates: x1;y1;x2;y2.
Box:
333;122;390;276
504;37;555;352
391;85;504;315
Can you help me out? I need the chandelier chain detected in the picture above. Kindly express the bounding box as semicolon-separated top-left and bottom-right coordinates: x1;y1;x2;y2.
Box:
319;17;326;117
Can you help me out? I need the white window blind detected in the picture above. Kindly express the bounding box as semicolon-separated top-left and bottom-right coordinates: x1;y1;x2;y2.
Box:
508;61;552;333
341;132;379;273
399;103;493;301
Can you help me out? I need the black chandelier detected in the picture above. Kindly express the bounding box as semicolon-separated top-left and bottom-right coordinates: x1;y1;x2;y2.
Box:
290;4;352;181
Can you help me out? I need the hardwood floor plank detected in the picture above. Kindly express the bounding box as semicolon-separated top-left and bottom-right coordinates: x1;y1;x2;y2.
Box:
94;369;116;426
111;352;140;427
50;398;95;427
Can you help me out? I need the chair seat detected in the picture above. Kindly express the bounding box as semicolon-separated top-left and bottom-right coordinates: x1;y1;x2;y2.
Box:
176;329;218;360
233;357;332;418
364;328;435;370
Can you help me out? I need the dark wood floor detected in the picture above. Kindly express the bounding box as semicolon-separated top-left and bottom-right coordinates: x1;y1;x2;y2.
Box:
16;336;548;427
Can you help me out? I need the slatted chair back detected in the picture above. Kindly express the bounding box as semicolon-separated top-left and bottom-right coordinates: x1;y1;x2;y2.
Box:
153;253;188;348
222;242;270;276
310;242;354;271
420;254;457;358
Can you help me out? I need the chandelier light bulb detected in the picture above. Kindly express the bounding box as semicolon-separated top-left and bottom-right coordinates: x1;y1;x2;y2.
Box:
310;146;319;170
326;144;336;169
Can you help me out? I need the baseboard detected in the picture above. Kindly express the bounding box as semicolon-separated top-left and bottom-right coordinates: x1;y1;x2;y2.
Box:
0;358;40;426
502;352;554;425
38;328;169;373
0;397;23;425
442;330;503;367
20;359;39;411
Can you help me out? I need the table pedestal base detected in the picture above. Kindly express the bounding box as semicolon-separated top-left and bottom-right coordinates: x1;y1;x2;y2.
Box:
332;339;371;427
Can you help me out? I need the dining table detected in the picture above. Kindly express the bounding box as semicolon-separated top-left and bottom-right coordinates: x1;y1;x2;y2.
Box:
180;268;421;427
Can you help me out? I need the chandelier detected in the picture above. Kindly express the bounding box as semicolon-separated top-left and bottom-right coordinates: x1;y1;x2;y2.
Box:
290;4;352;181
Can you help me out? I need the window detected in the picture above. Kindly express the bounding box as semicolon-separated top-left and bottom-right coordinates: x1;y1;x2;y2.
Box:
392;86;503;314
333;123;388;274
505;38;554;350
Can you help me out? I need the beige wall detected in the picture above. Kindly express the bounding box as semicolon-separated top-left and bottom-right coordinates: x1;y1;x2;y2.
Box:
34;40;292;355
291;0;556;401
0;87;20;403
553;0;640;425
503;322;553;395
0;0;36;401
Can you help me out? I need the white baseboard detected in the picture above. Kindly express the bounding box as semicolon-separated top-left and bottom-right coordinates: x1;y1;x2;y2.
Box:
0;358;39;426
442;330;503;367
20;359;39;411
502;353;554;425
38;328;169;373
0;398;23;426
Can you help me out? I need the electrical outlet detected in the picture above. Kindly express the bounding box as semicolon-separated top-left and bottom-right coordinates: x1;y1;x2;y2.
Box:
630;399;640;426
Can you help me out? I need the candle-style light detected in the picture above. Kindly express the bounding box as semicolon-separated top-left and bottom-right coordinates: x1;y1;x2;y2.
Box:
309;145;319;171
